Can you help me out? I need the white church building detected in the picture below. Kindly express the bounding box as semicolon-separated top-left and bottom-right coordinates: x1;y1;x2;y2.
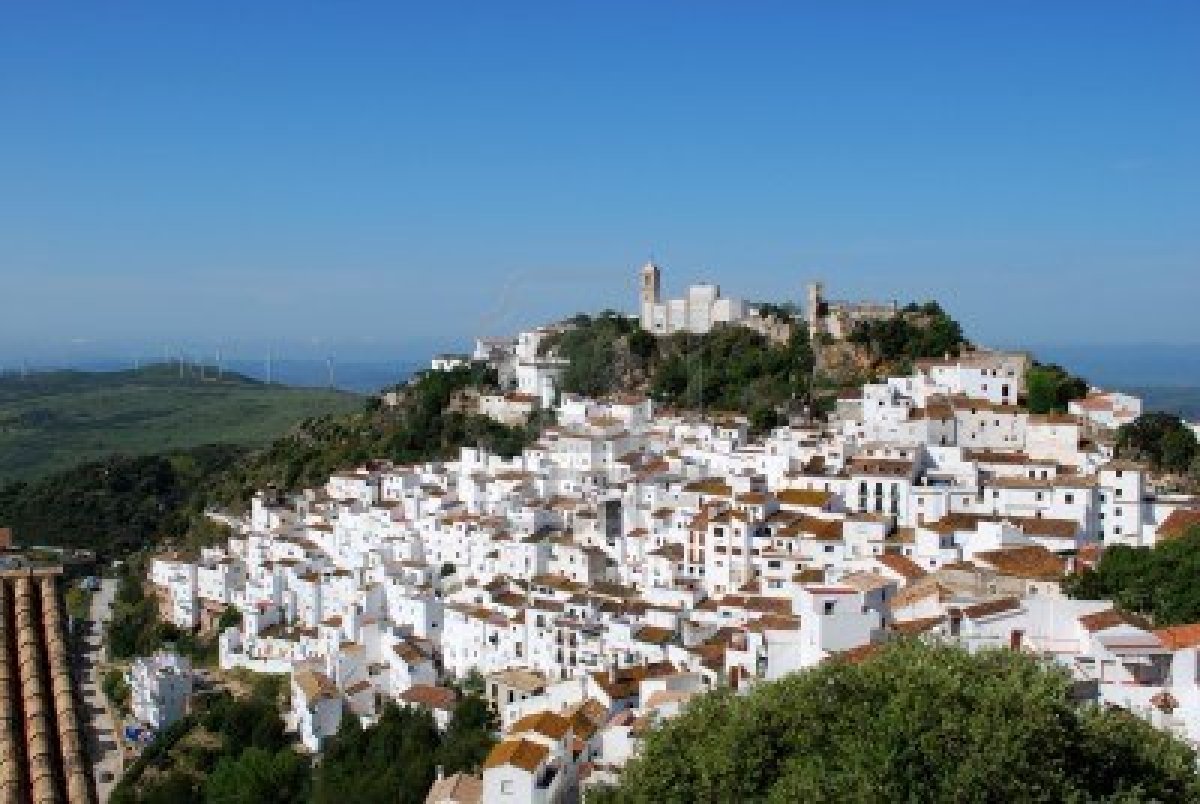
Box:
638;262;753;335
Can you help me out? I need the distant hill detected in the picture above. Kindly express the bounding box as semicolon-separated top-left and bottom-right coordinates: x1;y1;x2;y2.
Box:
0;364;534;556
0;363;362;484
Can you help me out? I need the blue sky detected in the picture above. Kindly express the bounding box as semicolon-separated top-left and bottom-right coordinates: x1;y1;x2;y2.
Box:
1;2;1197;363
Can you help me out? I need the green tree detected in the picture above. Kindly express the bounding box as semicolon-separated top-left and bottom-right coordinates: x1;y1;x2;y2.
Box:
1063;527;1200;625
217;605;242;631
311;704;442;804
107;565;164;659
599;641;1199;803
1117;412;1198;472
102;668;131;713
438;694;498;773
204;747;311;804
1025;363;1088;414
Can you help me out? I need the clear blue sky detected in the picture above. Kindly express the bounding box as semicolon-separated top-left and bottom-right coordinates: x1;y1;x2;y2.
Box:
1;2;1197;363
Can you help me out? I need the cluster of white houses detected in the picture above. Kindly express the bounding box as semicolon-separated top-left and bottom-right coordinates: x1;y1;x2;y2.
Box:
147;292;1199;803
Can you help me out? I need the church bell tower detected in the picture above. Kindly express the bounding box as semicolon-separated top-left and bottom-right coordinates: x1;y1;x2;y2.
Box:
639;261;661;329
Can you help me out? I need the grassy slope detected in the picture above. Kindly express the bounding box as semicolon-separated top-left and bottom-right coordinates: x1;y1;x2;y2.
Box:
0;364;362;484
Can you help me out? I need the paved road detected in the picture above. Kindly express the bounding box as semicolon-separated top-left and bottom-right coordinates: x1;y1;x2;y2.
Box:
78;579;121;803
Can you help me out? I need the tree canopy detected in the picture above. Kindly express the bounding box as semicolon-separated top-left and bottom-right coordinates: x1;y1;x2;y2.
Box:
848;301;966;366
1024;363;1089;414
1063;527;1200;626
542;313;815;430
595;640;1199;803
1117;412;1198;475
311;696;496;804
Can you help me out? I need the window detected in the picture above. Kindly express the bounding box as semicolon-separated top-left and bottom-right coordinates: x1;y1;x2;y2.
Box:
824;545;835;553
1065;493;1074;504
501;780;514;794
823;601;836;615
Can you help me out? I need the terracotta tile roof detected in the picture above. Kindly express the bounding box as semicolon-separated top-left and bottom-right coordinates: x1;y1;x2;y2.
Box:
775;489;832;507
1154;623;1200;650
1158;509;1200;541
875;553;927;582
1078;609;1151;633
892;616;946;635
848;458;914;477
398;684;457;712
683;479;733;497
958;597;1022;620
973;546;1066;581
590;661;676;700
483;738;549;772
294;670;338;701
510;710;571;740
635;625;675;646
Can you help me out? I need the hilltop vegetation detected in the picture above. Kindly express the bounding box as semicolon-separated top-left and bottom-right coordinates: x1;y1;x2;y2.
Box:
0;364;361;484
595;640;1199;803
845;300;966;366
542;302;968;428
542;312;813;429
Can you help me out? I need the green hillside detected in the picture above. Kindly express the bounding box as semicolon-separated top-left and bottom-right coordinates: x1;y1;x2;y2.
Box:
0;364;362;484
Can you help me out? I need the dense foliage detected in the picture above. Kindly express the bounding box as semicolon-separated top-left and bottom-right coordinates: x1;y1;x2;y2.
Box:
1063;527;1200;626
1025;363;1090;414
847;301;967;366
312;696;496;804
543;313;815;429
0;445;244;558
1117;412;1198;475
595;640;1199;803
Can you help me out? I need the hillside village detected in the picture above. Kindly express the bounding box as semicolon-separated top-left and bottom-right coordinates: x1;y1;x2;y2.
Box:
142;265;1200;804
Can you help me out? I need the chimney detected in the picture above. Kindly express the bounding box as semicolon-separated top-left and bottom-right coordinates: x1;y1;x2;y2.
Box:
609;656;618;684
729;665;741;691
436;765;444;781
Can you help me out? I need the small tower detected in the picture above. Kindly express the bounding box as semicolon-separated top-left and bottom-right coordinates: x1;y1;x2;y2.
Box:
639;261;661;329
806;281;825;339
